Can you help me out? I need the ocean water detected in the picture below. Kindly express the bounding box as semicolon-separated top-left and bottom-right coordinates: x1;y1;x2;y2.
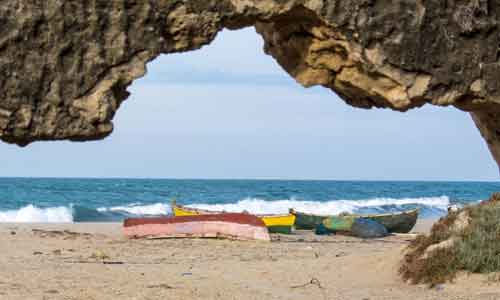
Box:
0;178;499;223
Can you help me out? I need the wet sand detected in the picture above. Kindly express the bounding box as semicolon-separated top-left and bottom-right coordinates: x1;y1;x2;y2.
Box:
1;219;499;300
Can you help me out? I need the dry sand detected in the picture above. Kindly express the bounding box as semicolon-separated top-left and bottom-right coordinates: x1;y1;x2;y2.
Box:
1;219;499;300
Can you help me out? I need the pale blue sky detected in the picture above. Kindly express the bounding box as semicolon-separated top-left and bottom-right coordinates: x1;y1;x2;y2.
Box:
0;28;498;181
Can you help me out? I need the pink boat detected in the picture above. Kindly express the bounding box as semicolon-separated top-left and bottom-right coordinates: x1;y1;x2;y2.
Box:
123;213;270;241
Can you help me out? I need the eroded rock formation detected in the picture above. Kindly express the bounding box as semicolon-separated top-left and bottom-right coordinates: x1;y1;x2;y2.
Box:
1;1;500;170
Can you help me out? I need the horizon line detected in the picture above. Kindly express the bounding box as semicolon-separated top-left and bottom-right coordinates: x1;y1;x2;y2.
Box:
0;176;498;183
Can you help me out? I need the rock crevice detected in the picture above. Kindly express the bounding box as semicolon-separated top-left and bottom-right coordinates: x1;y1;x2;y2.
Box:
1;0;500;171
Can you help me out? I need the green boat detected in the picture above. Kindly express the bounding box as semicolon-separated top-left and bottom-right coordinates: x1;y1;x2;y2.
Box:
322;215;358;232
362;209;419;233
290;209;328;230
291;208;419;233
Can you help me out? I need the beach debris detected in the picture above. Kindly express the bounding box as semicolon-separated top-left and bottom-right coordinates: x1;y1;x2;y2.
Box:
351;219;388;239
10;231;16;235
44;289;59;294
335;252;347;258
52;249;62;255
32;229;64;237
102;261;124;265
90;250;110;260
291;277;324;289
32;229;92;239
33;251;43;255
63;260;125;265
147;284;175;289
181;272;193;276
291;277;327;300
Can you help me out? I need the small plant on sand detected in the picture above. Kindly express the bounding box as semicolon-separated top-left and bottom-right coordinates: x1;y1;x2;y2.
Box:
456;204;500;273
400;193;500;286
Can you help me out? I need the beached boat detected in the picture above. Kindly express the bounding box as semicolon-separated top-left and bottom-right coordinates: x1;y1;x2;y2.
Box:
290;209;327;230
292;208;419;233
171;200;296;234
362;209;419;233
123;213;270;241
321;215;359;232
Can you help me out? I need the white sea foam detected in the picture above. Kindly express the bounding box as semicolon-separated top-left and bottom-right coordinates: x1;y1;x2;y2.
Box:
0;205;73;223
0;196;452;223
97;203;171;215
187;196;451;215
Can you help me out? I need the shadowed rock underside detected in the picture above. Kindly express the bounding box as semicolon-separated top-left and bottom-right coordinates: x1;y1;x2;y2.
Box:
1;0;500;170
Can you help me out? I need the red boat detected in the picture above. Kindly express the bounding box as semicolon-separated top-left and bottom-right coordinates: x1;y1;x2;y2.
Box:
123;213;270;241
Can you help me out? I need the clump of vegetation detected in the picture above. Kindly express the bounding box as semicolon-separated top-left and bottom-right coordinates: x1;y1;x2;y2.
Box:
456;203;500;273
399;210;461;285
400;193;500;286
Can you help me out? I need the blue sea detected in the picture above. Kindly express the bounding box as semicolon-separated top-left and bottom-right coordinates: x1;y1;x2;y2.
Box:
0;178;498;223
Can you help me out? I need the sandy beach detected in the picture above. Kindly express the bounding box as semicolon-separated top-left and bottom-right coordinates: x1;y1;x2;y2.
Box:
2;1;500;299
1;219;499;300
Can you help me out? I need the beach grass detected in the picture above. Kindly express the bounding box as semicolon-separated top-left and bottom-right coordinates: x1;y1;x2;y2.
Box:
400;195;500;286
456;204;500;273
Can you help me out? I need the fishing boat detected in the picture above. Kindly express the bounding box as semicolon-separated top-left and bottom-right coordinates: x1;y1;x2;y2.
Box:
171;200;296;234
362;209;419;233
290;209;328;230
291;208;419;233
123;213;270;241
322;215;358;233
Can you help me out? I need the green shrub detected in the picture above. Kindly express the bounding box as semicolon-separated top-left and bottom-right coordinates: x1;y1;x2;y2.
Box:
456;204;500;273
400;200;500;286
399;211;460;285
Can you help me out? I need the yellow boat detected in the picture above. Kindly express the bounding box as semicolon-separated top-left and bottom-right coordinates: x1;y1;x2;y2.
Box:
171;200;295;234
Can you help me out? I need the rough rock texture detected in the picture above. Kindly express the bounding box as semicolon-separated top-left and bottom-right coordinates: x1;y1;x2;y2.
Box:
1;1;500;169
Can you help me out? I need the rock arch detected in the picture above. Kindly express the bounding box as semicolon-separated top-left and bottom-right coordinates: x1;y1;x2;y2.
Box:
1;1;500;171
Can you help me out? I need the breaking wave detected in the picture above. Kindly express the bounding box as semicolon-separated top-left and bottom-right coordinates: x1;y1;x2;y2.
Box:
0;196;453;223
97;203;171;215
187;196;452;216
0;205;73;223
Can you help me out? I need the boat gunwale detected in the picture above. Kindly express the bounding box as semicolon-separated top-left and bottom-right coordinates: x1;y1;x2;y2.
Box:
124;213;267;227
289;209;331;218
290;208;420;218
356;208;419;218
172;203;293;218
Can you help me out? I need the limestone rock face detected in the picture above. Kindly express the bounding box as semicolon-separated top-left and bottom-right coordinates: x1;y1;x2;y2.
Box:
1;1;500;170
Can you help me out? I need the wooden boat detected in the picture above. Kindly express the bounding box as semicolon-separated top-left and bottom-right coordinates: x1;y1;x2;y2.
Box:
292;208;419;233
290;209;327;230
123;213;270;241
322;215;358;232
362;209;419;233
171;200;296;234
